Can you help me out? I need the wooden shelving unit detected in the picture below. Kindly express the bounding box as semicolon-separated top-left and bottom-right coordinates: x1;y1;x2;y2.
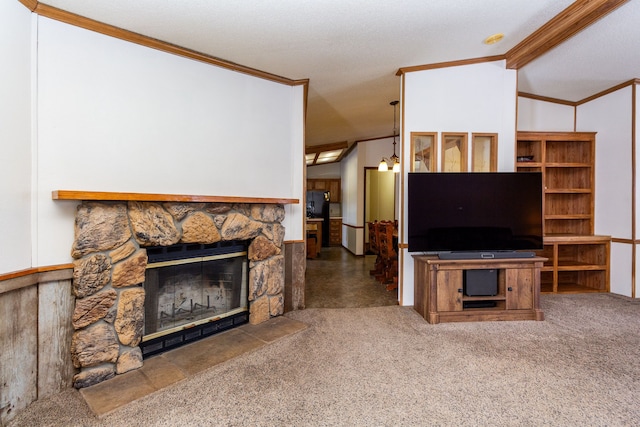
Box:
538;235;610;293
516;132;610;294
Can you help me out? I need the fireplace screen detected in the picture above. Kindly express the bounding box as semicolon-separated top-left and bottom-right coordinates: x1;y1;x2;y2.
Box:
143;245;248;343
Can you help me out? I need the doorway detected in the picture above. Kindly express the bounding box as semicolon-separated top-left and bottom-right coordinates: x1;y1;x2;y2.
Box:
364;167;397;253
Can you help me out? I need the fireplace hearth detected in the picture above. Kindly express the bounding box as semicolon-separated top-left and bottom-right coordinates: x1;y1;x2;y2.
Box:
69;200;286;388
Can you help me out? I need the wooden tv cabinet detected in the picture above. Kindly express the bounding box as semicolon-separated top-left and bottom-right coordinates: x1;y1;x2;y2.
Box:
413;255;546;324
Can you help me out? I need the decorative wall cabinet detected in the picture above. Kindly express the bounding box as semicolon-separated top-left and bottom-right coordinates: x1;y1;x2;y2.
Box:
441;133;467;172
410;132;437;172
472;133;497;172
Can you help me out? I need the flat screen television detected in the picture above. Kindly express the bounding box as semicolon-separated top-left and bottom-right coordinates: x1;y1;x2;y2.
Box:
407;172;543;257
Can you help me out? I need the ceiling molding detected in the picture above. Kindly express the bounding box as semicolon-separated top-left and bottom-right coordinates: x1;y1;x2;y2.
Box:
26;2;307;87
18;0;38;11
506;0;629;69
576;78;640;105
396;55;505;76
518;92;576;106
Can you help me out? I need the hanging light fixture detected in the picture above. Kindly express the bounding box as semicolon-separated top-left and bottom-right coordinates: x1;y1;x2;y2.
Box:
378;100;401;173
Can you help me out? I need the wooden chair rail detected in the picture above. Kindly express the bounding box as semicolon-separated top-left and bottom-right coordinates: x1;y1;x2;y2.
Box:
0;264;74;295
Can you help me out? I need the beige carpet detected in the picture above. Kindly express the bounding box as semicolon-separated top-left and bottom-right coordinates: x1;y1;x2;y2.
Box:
8;293;640;426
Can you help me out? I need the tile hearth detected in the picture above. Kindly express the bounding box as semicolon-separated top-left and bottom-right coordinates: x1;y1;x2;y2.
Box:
80;316;307;417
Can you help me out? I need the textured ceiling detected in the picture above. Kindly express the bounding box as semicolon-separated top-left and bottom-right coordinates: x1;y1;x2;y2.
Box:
518;0;640;102
40;0;638;148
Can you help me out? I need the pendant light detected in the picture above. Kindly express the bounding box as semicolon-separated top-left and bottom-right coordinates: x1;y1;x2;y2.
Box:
378;100;401;173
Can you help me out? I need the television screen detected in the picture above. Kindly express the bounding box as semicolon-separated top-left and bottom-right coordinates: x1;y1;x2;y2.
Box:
408;172;543;253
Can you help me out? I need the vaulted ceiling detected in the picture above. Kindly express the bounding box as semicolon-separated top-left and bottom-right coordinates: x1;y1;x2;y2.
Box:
32;0;640;152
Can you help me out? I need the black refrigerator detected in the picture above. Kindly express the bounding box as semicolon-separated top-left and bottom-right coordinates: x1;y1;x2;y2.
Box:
306;190;330;246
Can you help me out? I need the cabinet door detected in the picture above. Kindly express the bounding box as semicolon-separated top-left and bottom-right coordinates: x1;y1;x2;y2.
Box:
505;268;533;310
313;180;327;190
436;270;463;312
329;180;340;202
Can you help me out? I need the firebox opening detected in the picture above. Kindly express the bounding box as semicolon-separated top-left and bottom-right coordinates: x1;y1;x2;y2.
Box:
140;241;249;358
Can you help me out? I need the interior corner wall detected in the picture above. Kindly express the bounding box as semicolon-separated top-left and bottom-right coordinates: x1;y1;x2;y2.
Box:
34;16;304;266
576;86;634;297
284;84;306;243
0;1;33;273
400;60;517;306
517;97;575;131
635;83;640;298
341;145;364;255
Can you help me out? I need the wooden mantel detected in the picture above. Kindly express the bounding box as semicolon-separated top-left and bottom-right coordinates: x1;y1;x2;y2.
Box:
52;190;299;205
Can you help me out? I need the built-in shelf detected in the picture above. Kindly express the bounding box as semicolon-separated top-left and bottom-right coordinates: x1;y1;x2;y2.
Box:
517;131;610;295
52;190;299;205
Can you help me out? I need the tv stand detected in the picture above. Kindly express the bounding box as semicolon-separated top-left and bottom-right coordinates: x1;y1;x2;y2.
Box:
412;255;546;324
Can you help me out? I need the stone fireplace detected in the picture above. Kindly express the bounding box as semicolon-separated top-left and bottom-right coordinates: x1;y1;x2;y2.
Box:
69;200;286;388
142;241;249;357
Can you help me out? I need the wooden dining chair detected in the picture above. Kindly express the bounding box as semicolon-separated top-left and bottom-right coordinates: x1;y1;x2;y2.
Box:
368;221;384;278
378;220;398;290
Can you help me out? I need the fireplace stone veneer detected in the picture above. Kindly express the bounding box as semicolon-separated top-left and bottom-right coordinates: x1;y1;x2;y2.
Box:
69;201;286;388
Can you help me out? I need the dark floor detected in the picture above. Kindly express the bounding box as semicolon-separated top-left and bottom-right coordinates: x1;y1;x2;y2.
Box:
304;246;398;308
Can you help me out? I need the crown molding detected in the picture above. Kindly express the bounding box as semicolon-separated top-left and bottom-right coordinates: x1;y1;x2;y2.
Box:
20;1;308;87
518;92;576;106
506;0;629;69
396;55;505;76
577;78;640;105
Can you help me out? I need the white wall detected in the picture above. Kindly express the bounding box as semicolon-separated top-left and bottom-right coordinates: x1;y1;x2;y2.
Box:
636;84;640;298
577;87;633;240
1;13;305;272
0;1;33;272
34;17;305;266
307;162;341;178
576;86;633;297
341;146;362;254
401;60;517;305
517;97;575;131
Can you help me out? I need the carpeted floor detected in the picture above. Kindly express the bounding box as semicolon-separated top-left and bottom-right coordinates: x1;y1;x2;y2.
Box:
8;293;640;426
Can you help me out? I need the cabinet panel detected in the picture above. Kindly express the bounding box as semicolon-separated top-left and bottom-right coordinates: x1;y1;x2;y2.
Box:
307;179;341;202
436;270;462;312
506;269;533;310
329;219;342;246
545;219;592;236
545;140;593;164
328;180;340;202
545;193;591;216
545;167;591;190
